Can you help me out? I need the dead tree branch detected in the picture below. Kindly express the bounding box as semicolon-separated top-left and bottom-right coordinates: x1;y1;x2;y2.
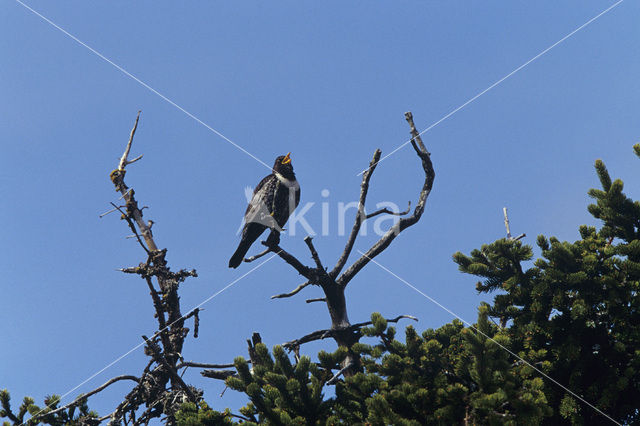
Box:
40;376;139;418
365;201;411;219
335;112;434;287
59;112;201;425
142;336;196;402
503;207;526;241
250;112;434;376
271;281;312;299
177;361;237;370
201;370;237;380
244;247;271;263
330;149;381;278
282;315;417;351
118;111;143;170
326;362;354;385
262;241;313;278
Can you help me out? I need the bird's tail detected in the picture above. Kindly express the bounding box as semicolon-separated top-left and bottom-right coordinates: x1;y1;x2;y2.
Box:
229;239;252;268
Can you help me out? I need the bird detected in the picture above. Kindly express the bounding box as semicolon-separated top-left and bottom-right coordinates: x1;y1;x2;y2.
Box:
229;153;301;268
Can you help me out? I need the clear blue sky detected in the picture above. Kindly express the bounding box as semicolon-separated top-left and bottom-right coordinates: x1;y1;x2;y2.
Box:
1;0;639;420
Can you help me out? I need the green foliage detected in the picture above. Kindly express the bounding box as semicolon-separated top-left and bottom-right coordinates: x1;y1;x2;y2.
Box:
221;344;333;425
453;147;640;424
179;310;550;425
1;390;97;426
337;308;549;425
175;402;236;425
8;146;640;425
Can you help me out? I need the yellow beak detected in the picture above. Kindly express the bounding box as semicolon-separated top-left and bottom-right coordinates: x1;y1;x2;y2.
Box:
281;152;292;164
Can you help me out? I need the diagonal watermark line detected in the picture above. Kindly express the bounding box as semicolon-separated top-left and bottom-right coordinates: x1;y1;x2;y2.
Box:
12;0;272;172
358;0;625;176
357;251;622;425
23;253;278;425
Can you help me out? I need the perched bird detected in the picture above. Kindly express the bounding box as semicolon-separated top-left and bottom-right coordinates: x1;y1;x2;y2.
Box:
229;153;300;268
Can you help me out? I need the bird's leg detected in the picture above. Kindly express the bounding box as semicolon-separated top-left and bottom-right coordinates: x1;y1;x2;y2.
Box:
244;230;281;264
265;229;281;247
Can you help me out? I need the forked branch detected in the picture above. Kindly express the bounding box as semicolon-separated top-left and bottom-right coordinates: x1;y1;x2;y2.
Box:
118;111;143;170
335;112;434;287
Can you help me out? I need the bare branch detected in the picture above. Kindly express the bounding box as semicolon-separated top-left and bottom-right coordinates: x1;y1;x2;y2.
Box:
40;375;139;418
263;242;313;279
271;280;312;299
326;362;354;385
109;114;158;253
330;149;381;278
306;297;326;304
365;201;411;219
142;335;196;401
201;370;237;380
118;111;142;171
177;361;236;369
283;329;333;350
99;206;121;218
282;315;417;350
503;207;512;240
503;207;526;241
349;314;418;329
336;112;434;287
111;202;149;254
304;236;325;272
118;188;133;201
244;247;271;263
182;308;200;338
145;276;170;350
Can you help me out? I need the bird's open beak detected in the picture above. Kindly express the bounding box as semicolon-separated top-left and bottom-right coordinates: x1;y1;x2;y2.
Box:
281;152;292;164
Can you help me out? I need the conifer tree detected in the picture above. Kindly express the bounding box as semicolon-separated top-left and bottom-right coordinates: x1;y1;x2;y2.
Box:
453;145;640;424
6;115;639;425
1;390;98;426
177;309;551;424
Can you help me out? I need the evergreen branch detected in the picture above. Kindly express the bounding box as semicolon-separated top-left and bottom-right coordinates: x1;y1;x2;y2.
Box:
0;390;19;423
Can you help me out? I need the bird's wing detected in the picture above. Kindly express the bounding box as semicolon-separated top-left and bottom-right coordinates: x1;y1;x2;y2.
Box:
244;174;274;220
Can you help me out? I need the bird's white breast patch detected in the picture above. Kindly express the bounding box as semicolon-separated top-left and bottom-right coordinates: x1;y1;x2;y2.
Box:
275;172;300;189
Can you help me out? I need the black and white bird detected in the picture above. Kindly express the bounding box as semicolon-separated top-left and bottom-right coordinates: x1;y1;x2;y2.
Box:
228;153;300;268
